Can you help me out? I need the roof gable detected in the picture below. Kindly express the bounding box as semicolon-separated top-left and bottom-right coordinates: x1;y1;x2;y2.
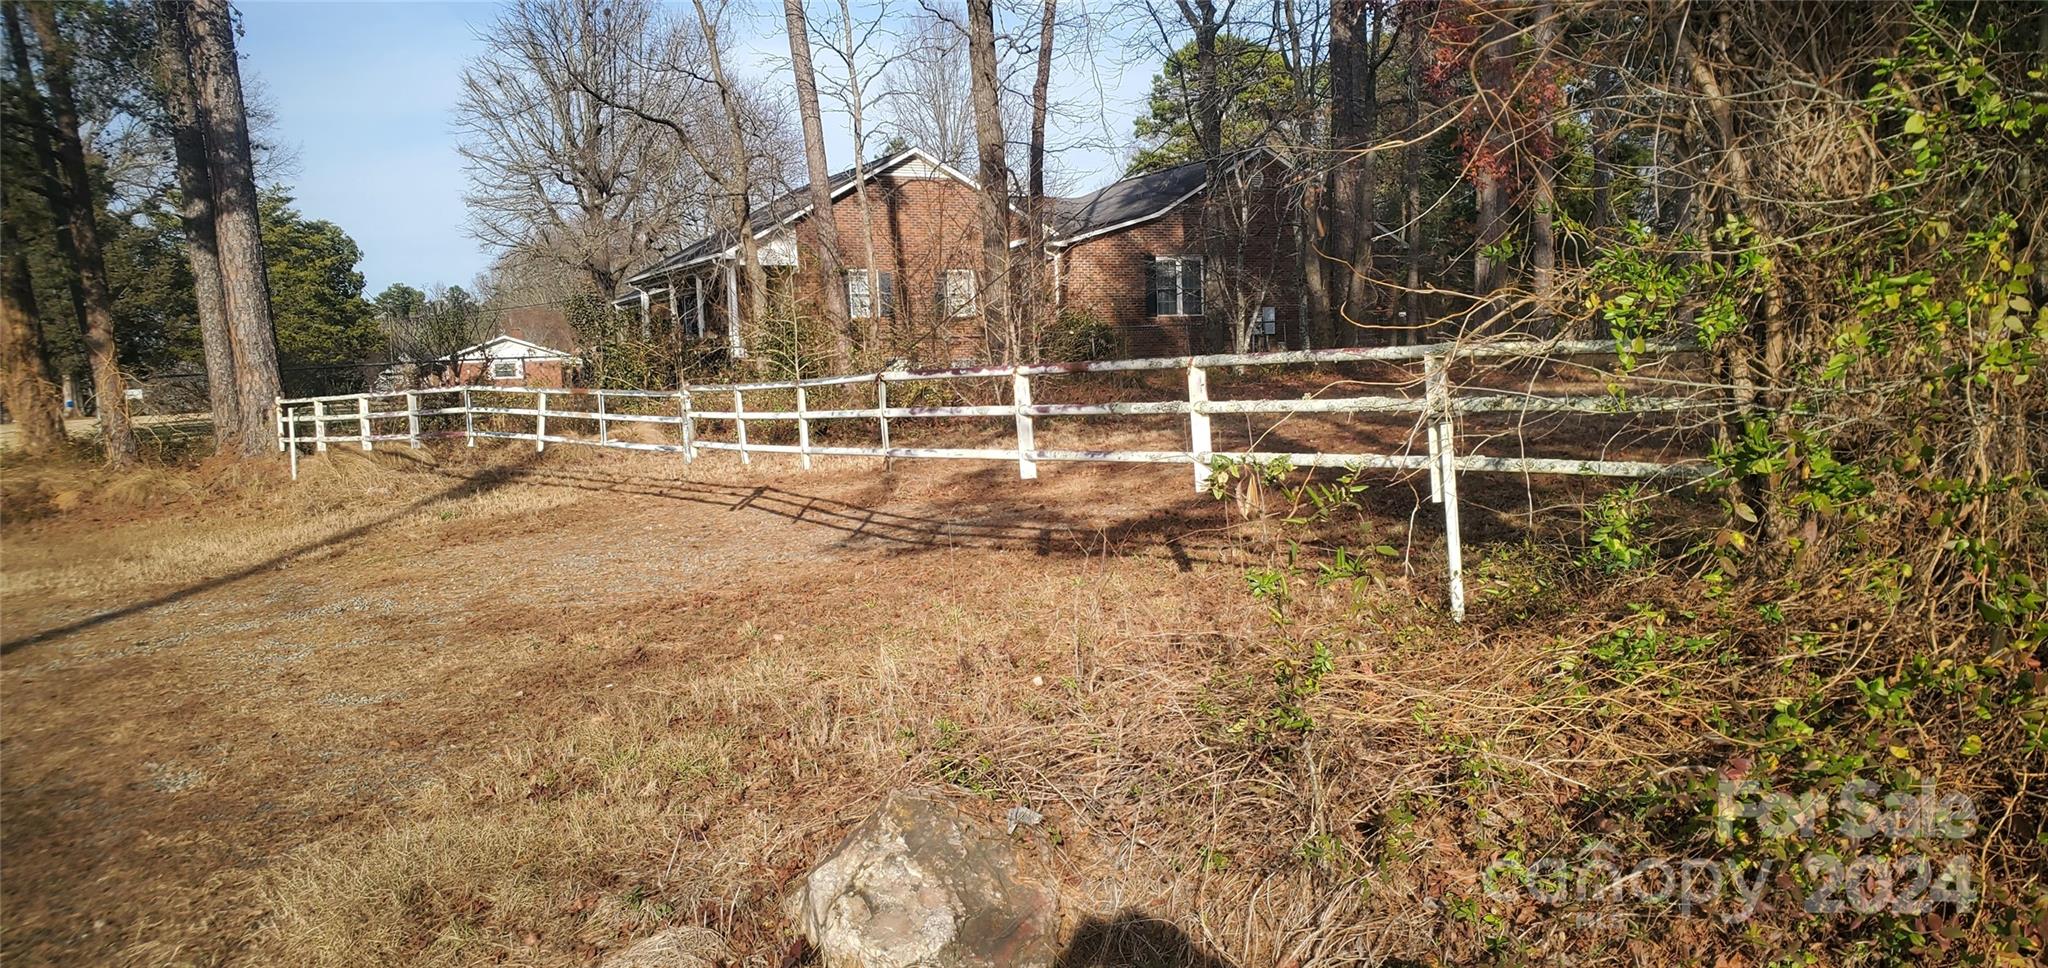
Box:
1048;148;1289;247
623;147;982;288
443;334;577;361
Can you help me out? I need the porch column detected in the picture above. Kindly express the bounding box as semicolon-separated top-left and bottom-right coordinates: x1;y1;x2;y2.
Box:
693;275;706;339
724;262;744;358
636;288;652;339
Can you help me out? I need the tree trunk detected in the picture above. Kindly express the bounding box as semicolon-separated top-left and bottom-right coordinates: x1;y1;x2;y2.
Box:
1526;1;1559;334
1278;0;1331;348
1587;68;1616;233
155;0;240;451
20;2;137;468
1404;17;1427;344
1470;12;1513;331
692;0;768;350
964;0;1012;362
1;211;66;458
784;0;852;365
186;0;280;455
1326;0;1382;346
1027;1;1055;206
1183;2;1233;353
1019;0;1056;359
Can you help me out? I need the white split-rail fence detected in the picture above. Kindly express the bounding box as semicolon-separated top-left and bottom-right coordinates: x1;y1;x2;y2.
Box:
275;338;1717;620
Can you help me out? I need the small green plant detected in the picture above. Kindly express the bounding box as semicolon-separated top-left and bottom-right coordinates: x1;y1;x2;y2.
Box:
1582;484;1651;573
1294;831;1340;869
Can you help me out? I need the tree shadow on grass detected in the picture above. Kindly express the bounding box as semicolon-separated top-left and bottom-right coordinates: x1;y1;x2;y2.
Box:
0;452;544;655
468;463;1235;570
1053;910;1240;968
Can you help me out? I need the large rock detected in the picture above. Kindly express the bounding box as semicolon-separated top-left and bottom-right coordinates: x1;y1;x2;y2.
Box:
794;789;1060;968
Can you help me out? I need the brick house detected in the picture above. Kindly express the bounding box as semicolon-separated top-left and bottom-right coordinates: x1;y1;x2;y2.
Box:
1048;151;1301;356
615;147;1301;364
442;334;580;388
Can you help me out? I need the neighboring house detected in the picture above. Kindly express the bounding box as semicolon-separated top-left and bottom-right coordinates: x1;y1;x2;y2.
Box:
618;147;992;364
614;146;1303;364
1049;152;1300;356
443;334;581;387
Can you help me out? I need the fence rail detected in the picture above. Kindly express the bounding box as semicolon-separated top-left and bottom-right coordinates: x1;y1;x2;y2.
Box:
276;338;1717;621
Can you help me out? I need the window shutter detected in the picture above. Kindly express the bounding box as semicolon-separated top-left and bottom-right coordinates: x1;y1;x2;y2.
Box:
1182;258;1204;316
1149;258;1171;316
879;271;895;316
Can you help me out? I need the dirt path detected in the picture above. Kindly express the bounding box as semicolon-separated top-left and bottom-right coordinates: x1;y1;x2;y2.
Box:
0;449;1245;966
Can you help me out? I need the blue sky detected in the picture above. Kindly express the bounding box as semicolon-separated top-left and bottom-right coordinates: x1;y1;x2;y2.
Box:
237;1;1152;297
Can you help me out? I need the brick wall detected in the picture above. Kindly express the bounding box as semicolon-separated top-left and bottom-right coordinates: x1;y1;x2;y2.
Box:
1054;187;1302;357
778;165;1305;363
454;359;570;388
790;172;991;366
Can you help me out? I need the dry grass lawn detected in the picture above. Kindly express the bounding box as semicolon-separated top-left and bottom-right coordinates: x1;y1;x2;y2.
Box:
1;443;1304;966
6;423;1842;968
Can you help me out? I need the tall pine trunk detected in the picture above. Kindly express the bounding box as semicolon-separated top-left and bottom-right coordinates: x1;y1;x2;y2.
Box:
20;2;137;467
1;210;66;457
1326;0;1380;345
964;0;1012;362
1525;1;1559;334
783;0;852;365
156;0;240;451
187;0;280;455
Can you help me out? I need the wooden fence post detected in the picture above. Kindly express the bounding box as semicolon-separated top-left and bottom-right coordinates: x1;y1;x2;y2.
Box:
313;399;327;453
1423;354;1444;503
287;405;299;480
462;388;475;447
796;384;813;470
357;396;372;451
274;396;285;451
733;389;749;465
405;391;421;448
1426;353;1465;622
876;377;891;463
679;386;695;462
534;390;548;452
597;389;608;446
1012;368;1037;480
1187;365;1212;492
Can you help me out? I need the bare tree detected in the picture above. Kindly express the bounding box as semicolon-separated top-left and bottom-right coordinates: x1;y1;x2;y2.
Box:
690;0;768;341
455;0;700;298
14;1;137;467
880;8;974;166
153;0;239;452
783;0;853;362
963;0;1012;360
1;189;65;457
812;0;887;350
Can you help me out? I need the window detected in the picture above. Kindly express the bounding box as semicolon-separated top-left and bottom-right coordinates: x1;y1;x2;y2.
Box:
1150;256;1203;317
490;358;522;380
939;269;977;318
845;269;894;318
